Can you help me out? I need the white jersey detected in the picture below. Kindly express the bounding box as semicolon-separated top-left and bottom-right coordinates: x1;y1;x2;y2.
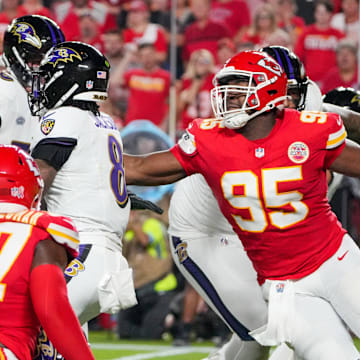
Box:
0;70;35;150
31;106;130;241
169;174;233;236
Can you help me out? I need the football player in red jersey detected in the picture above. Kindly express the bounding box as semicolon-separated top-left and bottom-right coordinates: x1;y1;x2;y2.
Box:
124;50;360;359
0;145;94;360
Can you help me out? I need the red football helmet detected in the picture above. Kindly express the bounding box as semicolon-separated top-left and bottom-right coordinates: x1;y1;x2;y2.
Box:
211;50;288;129
0;145;43;210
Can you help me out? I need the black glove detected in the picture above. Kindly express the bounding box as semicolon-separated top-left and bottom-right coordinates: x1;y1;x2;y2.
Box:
128;191;164;214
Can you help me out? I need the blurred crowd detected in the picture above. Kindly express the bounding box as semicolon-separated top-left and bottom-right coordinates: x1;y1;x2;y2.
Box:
1;0;359;346
0;0;358;133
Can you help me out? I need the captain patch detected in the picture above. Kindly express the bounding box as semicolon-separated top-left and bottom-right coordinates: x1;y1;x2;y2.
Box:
40;118;55;135
288;142;309;164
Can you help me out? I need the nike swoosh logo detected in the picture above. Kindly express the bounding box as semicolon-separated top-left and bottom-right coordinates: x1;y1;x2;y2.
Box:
337;250;349;261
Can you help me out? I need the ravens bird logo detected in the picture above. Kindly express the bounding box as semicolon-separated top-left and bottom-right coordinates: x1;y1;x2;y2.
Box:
47;47;82;67
11;22;42;48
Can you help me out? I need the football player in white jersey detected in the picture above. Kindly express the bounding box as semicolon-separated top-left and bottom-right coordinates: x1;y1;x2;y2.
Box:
29;42;137;353
0;15;65;150
168;47;360;360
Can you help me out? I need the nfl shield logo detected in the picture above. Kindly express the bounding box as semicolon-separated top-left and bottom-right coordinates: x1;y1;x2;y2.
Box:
86;80;94;89
255;147;265;158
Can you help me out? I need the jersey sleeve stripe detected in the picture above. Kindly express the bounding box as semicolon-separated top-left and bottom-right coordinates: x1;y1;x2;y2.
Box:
326;126;347;149
47;223;80;250
0;348;6;360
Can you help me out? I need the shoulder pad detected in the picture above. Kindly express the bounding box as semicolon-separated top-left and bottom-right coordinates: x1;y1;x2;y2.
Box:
0;210;79;258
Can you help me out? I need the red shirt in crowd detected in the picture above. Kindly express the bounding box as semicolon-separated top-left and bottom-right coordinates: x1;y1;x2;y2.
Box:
294;25;345;83
57;0;117;41
183;20;231;62
123;67;170;126
321;67;359;94
209;0;250;38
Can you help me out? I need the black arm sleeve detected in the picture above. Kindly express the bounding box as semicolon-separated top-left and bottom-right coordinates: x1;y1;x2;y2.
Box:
31;137;77;171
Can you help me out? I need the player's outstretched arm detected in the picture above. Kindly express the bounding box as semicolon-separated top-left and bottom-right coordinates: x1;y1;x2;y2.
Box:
30;239;95;360
124;150;187;186
330;139;360;178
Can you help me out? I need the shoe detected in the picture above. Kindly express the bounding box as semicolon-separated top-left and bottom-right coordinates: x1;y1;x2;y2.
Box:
172;322;192;346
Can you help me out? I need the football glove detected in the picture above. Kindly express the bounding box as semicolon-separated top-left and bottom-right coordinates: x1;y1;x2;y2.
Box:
129;191;164;214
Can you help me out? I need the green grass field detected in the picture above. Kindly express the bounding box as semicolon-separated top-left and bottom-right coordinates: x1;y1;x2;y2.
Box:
89;331;215;360
89;331;360;360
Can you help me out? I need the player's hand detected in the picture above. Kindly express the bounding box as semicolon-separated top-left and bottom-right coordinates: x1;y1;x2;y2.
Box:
128;191;164;214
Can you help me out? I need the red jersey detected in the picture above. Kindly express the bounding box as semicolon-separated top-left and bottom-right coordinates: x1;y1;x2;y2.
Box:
171;109;347;284
0;210;79;360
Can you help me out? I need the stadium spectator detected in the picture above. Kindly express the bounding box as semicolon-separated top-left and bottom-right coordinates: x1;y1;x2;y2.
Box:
176;0;194;31
266;26;293;49
331;0;360;45
321;39;359;93
294;0;345;84
295;0;342;24
122;0;168;65
174;0;195;78
76;13;104;52
111;43;170;131
0;145;95;360
102;28;125;70
150;0;171;33
216;38;237;70
54;0;117;41
0;0;22;31
16;0;52;18
209;0;251;43
177;49;216;131
105;35;139;129
241;3;285;49
182;0;231;64
276;0;306;45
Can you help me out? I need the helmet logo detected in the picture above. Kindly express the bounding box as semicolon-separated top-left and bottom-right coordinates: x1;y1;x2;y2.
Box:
258;58;283;77
86;80;94;89
351;94;360;106
11;22;42;49
47;47;82;67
